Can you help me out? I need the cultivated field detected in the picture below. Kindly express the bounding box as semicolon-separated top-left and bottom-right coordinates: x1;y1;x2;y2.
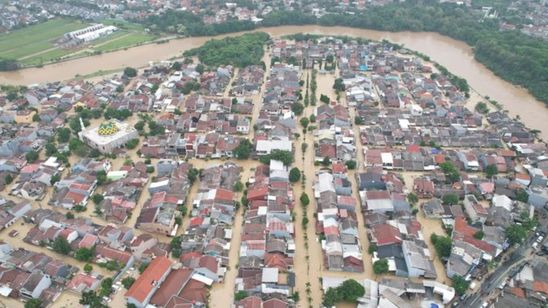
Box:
0;18;158;67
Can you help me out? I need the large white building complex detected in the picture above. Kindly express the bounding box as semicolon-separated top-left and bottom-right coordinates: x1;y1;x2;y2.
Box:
79;119;138;154
64;24;117;43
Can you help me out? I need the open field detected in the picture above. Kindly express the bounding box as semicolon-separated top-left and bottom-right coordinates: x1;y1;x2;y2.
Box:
0;18;158;67
0;18;87;59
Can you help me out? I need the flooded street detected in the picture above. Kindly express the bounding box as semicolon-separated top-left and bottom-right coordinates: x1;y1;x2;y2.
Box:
208;163;258;307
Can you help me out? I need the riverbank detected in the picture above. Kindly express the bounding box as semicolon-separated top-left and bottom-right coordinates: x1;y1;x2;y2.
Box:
0;25;546;139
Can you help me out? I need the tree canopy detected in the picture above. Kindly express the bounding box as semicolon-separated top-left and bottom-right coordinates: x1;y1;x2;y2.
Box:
183;32;270;68
323;279;365;307
52;236;71;255
452;274;470;295
373;259;389;274
430;233;452;259
234;139;253;159
289;167;301;183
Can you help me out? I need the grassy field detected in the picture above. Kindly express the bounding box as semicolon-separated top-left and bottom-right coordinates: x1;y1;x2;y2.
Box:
0;18;159;67
0;19;87;60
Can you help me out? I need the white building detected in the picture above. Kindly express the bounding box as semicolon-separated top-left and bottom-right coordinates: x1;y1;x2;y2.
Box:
65;24;117;43
79;120;139;154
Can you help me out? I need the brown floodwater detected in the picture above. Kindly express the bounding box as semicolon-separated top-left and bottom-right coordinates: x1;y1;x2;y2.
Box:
0;25;546;138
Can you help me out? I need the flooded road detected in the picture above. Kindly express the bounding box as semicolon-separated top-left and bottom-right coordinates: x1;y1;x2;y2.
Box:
0;25;546;138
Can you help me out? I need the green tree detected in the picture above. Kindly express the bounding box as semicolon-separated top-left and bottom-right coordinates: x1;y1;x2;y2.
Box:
134;120;145;131
309;114;316;123
515;189;529;203
170;236;182;258
123;67;137;77
32;113;41;122
505;225;527;245
323;279;364;306
475;102;490;114
442;193;459;205
99;277;113;297
195;63;205;74
50;174;61;185
323;287;343;307
291;102;304;115
300;192;310;207
121;277;135;289
234;290;248;301
45;142;57;156
233;181;244;192
368;243;377;254
345;160;357;170
65;211;74;219
373;258;389;274
92;194;104;205
339;279;366;302
96;170;107;185
320;94;330;104
126;138;139;150
474;230;484;240
80;290;105;308
75;247;95;262
430;233;452;258
4;174;13;185
289;167;301;183
333;78;345;92
52;236;71;255
84;264;93;273
485;164;498;178
452;275;470;296
270;150;294;165
25;299;42;308
407;192;419;205
25;150;39;163
234;139;253;159
439;161;460;183
299;117;309;128
188;167;199;184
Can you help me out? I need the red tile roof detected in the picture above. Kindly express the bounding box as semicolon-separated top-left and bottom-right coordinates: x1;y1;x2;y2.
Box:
247;186;269;201
78;233;97;249
263;298;288;308
215;188;234;202
533;281;548;295
150;268;192;307
372;223;402;246
454;216;478;237
238;296;262;308
126;256;173;304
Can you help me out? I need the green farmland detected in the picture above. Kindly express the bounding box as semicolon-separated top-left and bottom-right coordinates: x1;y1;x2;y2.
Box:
0;18;158;67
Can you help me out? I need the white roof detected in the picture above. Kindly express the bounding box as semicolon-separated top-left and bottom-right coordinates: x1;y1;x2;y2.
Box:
492;194;512;211
261;267;279;283
381;152;394;164
191;273;214;286
270;160;285;172
423;280;455;304
317;172;335;193
256;140;292;153
149;179;169;188
257;206;268;216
